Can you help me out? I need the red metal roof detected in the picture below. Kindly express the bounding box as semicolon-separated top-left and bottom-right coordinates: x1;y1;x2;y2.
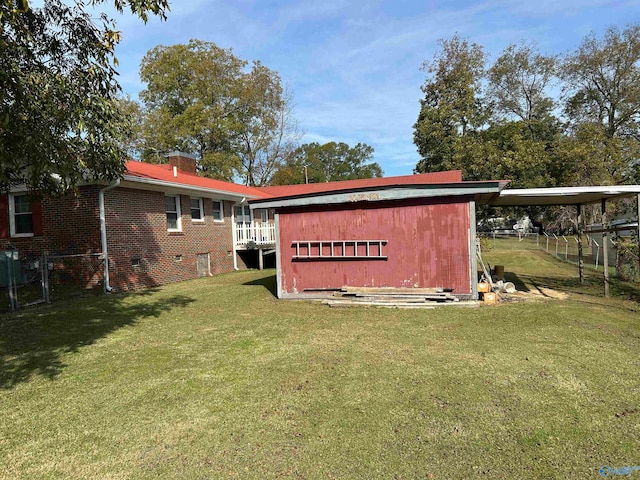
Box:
124;162;469;201
257;170;463;198
124;161;271;198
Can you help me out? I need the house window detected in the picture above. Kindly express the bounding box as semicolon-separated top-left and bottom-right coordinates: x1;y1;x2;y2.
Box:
166;195;182;232
10;194;33;237
190;197;204;222
260;209;268;223
213;200;224;222
235;205;251;224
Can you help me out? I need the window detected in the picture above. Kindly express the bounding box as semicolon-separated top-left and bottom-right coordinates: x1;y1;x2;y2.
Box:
260;209;268;223
213;200;224;222
166;195;182;231
235;205;251;224
10;194;33;237
190;197;204;222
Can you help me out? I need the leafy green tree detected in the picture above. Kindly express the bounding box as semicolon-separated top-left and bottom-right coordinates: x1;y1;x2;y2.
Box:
453;122;556;188
487;42;558;141
138;40;298;185
413;35;487;173
270;142;382;185
116;95;146;159
0;0;169;194
562;24;640;140
561;24;640;184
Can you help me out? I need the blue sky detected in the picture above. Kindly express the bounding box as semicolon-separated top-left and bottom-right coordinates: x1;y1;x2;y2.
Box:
105;0;639;177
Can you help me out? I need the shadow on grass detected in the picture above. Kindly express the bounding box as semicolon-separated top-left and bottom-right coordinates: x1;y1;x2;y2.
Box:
243;274;277;298
0;291;195;389
503;271;530;293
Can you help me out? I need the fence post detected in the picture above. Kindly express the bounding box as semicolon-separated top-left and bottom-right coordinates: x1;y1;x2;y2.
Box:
42;254;50;303
7;252;15;311
544;232;549;252
593;239;600;270
553;234;559;257
562;235;569;260
493;230;496;248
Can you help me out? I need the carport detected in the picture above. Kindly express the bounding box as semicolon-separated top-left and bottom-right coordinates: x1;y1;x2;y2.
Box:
490;186;640;297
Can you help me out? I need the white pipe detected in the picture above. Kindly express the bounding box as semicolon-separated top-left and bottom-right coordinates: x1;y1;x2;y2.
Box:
99;179;120;293
232;197;247;271
232;202;238;270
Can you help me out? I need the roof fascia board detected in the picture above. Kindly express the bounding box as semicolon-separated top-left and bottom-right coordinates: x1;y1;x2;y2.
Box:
249;182;504;210
121;175;257;201
494;185;640;206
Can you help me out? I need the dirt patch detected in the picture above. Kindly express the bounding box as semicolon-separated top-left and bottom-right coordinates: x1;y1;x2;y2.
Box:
511;286;568;301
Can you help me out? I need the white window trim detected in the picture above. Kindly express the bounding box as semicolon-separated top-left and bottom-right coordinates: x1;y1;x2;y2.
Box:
213;200;224;223
166;194;182;232
9;193;34;238
190;197;205;223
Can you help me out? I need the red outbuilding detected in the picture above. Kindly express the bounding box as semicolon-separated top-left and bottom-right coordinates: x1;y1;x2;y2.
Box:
252;171;507;300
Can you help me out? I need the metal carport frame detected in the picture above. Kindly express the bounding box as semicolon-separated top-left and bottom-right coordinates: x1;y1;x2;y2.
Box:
488;185;640;298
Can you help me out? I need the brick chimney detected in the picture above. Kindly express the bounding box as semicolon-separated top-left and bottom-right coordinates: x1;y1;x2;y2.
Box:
166;151;197;174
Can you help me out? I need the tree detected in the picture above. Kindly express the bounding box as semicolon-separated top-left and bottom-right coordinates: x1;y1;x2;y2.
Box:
0;0;169;195
487;42;558;141
563;24;640;140
138;40;298;185
561;24;640;184
116;95;146;160
270;142;382;185
453;122;557;188
413;35;487;173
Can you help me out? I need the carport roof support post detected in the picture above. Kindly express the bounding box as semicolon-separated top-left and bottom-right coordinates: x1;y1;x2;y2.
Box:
602;199;609;298
577;204;584;284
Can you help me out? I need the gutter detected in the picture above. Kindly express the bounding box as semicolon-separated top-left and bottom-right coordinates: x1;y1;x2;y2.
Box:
99;179;120;293
232;197;246;270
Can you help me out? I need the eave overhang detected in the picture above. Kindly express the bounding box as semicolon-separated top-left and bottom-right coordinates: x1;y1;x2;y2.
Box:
120;175;262;202
249;181;508;210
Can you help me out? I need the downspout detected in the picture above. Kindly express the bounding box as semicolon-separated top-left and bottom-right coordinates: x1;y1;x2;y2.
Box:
99;179;120;293
232;197;246;270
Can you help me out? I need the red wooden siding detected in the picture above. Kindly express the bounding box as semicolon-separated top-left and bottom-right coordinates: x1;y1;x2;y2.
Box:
278;197;472;295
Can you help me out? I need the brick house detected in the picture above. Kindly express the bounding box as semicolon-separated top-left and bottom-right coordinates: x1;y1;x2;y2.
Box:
0;153;275;291
0;154;508;297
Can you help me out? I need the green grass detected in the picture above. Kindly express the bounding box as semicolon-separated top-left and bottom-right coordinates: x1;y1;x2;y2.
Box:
1;248;639;479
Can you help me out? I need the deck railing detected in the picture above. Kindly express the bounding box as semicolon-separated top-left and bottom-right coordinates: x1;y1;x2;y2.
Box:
234;222;277;246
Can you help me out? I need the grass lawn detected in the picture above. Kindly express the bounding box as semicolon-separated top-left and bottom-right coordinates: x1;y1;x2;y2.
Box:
1;246;639;479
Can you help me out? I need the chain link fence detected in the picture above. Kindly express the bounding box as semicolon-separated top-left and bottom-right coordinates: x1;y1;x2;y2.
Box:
480;230;639;282
1;251;104;312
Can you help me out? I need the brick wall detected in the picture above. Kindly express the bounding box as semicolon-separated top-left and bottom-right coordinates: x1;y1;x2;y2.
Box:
0;186;103;287
0;185;246;291
0;186;101;256
105;187;238;291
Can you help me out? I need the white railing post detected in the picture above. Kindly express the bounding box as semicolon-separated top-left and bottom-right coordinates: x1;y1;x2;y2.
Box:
234;221;277;246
